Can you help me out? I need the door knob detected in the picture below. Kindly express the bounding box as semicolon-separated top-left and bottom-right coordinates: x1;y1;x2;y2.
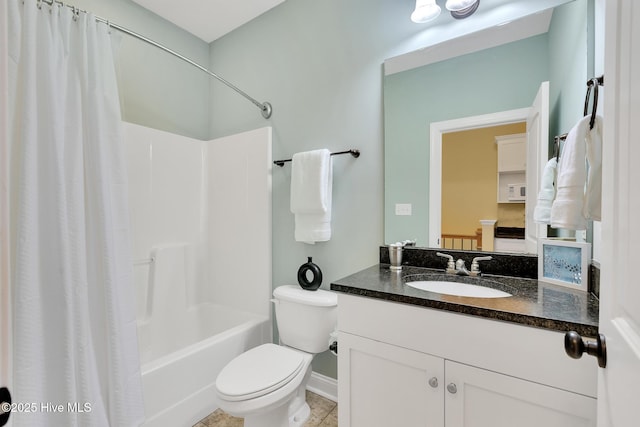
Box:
564;331;607;368
446;383;457;394
428;377;439;388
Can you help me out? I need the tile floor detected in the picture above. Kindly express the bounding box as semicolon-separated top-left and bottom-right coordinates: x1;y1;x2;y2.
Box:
193;391;338;427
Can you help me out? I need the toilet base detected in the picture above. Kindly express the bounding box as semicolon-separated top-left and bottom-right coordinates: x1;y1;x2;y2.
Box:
243;376;312;427
242;394;310;427
244;402;289;427
289;401;310;427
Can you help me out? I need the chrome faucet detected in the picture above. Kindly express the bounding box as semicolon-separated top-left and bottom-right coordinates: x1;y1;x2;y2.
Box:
455;259;470;276
470;256;492;277
437;253;492;276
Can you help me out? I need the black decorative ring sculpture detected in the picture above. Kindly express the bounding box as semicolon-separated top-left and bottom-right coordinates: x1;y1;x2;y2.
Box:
297;257;323;291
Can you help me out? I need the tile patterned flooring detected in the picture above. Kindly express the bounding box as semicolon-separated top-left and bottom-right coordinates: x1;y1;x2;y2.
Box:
193;391;338;427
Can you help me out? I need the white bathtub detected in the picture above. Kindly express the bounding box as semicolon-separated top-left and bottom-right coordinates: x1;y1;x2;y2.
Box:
135;244;271;426
139;303;270;427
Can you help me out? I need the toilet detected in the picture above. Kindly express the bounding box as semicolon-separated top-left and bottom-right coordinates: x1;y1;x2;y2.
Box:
215;285;338;427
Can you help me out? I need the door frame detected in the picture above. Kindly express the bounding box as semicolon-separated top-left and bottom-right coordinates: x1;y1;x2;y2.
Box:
0;0;12;396
428;107;530;248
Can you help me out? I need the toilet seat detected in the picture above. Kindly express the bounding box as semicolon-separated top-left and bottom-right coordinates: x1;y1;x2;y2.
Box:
216;344;307;402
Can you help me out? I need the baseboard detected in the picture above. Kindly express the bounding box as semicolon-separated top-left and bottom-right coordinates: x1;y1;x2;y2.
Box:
306;371;337;403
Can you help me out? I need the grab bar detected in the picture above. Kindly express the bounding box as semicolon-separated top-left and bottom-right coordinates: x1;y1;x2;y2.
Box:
133;257;155;266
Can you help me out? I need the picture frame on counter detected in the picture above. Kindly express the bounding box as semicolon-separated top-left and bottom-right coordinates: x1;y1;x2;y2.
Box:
538;239;591;292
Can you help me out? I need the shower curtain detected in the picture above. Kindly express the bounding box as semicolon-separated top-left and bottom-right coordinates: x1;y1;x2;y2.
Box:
6;0;144;425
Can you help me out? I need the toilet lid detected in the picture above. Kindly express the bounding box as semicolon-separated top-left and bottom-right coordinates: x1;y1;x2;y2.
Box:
216;344;306;401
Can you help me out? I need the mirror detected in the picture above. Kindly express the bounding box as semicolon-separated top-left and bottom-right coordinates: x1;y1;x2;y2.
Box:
384;0;592;254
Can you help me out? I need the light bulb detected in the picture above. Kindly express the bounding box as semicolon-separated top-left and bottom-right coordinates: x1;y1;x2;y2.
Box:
411;0;441;23
445;0;478;12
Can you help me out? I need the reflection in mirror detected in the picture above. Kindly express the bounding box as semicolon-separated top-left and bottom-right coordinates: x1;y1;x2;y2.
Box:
441;123;526;252
384;0;591;255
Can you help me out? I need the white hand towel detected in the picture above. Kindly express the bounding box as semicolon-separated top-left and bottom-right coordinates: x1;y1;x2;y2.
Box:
584;115;602;221
533;157;557;224
550;115;591;230
290;149;332;244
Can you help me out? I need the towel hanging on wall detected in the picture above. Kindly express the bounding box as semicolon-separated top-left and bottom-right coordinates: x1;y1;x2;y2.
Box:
533;157;558;224
290;149;333;244
550;114;603;230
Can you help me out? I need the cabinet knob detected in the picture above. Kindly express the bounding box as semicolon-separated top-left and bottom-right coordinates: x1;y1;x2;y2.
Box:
428;377;438;388
564;331;607;368
446;383;457;394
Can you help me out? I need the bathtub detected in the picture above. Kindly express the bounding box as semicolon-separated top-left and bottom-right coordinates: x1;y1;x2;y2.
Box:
135;243;271;426
139;303;270;427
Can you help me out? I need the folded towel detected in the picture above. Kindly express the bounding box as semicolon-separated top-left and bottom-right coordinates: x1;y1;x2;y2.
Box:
533;157;557;224
290;149;332;244
550;115;602;230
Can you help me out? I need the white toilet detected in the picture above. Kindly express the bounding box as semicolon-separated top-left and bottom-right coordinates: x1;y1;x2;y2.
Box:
215;285;338;427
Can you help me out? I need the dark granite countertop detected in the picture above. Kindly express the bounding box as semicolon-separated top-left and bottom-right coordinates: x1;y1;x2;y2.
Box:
331;264;599;337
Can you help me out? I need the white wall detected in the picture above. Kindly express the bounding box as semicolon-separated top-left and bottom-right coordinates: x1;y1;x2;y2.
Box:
124;122;272;321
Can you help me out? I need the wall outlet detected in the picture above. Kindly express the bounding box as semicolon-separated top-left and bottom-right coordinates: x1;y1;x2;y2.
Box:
395;203;412;216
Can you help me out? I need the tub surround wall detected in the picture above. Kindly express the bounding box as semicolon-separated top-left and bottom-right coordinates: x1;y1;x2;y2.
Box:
124;122;273;426
124;122;272;318
207;128;273;317
125;123;208;310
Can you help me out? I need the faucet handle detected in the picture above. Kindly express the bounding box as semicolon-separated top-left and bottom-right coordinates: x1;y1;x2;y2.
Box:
436;252;453;261
470;256;492;276
436;252;456;274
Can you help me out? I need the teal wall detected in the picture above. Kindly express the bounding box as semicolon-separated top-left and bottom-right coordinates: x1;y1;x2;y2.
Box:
206;0;427;379
384;35;550;246
72;0;211;139
548;0;589;156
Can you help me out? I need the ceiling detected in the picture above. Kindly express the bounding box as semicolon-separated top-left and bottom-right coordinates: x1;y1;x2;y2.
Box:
131;0;286;43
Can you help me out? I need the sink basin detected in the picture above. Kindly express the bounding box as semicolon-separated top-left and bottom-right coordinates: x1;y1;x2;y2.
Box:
406;280;512;298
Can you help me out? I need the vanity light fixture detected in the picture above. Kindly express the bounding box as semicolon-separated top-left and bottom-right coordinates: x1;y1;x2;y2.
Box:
411;0;441;23
446;0;480;19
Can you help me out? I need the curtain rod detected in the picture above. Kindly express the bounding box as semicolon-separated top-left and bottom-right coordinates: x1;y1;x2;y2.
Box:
38;0;273;119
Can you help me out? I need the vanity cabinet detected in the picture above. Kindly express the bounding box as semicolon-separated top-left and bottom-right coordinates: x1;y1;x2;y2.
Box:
445;360;595;427
337;294;597;427
340;333;444;426
496;133;526;203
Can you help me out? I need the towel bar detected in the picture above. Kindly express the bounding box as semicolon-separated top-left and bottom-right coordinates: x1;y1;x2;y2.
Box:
274;149;360;167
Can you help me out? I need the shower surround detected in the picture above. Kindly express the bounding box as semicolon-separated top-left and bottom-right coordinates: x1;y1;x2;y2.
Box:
123;123;273;426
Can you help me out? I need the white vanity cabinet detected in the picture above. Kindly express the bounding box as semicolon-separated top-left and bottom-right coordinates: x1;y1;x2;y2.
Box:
337;294;597;427
445;360;595;427
340;333;444;426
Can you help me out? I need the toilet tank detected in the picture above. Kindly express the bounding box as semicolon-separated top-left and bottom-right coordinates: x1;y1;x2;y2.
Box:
272;285;337;354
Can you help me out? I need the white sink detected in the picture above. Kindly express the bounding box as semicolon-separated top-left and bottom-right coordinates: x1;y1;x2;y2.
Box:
406;280;512;298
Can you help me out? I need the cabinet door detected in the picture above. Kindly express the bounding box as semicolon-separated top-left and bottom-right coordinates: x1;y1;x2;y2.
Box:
338;332;444;427
444;361;596;427
497;137;526;172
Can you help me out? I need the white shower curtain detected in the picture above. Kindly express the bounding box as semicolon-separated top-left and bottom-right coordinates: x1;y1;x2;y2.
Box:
7;0;144;426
